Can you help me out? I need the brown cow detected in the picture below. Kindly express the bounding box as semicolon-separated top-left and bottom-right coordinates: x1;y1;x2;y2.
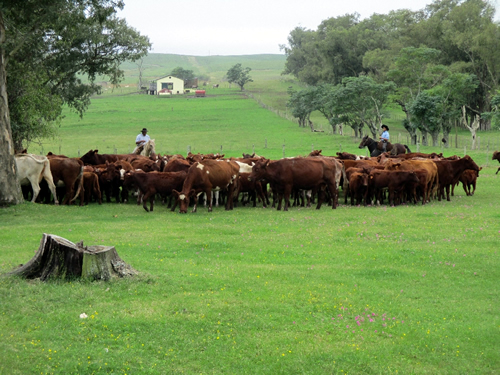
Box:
83;172;102;205
368;169;420;206
347;168;370;206
249;157;339;211
100;160;134;203
130;156;160;172
452;168;481;196
80;149;133;165
432;155;480;201
173;159;240;213
384;159;439;204
47;156;84;205
163;158;191;173
234;172;269;207
123;170;187;212
493;151;500;174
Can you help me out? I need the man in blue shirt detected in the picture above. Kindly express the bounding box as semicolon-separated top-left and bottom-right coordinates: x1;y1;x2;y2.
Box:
379;124;390;152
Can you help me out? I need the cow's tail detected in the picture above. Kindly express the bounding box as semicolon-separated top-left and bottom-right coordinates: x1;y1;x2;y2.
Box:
404;145;411;153
70;166;84;203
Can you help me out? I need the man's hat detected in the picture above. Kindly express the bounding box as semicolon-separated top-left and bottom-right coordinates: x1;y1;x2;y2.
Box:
381;124;389;131
141;128;148;132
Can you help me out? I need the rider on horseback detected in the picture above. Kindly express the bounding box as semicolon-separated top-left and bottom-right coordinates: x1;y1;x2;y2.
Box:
379;125;390;153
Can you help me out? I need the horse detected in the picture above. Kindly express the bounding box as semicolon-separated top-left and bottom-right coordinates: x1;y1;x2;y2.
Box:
132;139;156;157
358;135;410;157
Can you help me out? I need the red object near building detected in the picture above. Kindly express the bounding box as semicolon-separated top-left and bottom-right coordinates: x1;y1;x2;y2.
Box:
195;90;206;97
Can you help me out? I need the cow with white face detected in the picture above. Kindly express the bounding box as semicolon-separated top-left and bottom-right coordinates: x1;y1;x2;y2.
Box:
15;154;59;204
173;159;239;213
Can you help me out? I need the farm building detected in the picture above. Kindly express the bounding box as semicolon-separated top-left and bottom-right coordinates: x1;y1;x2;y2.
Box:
149;75;184;95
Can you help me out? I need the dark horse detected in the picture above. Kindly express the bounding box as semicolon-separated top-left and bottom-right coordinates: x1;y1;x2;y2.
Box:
358;135;411;157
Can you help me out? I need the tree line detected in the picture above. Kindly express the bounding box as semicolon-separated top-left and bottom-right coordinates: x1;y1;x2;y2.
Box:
281;0;500;146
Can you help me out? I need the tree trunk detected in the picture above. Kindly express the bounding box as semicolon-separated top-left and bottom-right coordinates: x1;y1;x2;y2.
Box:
0;12;23;206
431;131;440;147
462;106;480;150
442;129;450;148
9;234;138;281
420;130;428;146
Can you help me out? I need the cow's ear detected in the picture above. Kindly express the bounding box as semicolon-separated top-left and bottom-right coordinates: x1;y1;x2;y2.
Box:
264;159;270;167
94;150;98;153
106;160;110;166
189;189;196;197
172;190;180;198
369;175;373;179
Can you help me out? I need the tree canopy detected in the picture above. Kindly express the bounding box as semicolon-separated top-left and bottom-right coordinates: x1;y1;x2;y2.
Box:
170;67;195;83
0;0;151;205
282;0;500;134
4;0;151;150
226;63;253;91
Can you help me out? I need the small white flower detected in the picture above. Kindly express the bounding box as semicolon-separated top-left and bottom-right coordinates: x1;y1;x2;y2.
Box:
80;313;88;319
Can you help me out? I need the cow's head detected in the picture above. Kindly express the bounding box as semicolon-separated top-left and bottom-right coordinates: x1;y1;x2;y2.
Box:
248;158;270;182
80;149;98;165
462;155;480;171
103;161;119;182
173;189;196;214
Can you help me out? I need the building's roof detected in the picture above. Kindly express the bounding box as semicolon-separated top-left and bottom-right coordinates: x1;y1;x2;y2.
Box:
151;75;182;82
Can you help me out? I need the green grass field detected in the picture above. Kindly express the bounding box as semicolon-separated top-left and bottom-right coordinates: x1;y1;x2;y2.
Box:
1;59;500;374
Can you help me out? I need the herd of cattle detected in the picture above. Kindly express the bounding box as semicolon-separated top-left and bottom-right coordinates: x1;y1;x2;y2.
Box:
14;148;500;213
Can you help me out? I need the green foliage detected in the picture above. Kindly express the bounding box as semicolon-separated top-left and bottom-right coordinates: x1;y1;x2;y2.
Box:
226;63;254;91
170;67;195;82
2;0;151;149
408;91;444;146
282;0;500;129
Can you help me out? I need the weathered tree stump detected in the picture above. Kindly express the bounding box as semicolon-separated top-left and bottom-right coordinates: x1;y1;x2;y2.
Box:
9;233;138;281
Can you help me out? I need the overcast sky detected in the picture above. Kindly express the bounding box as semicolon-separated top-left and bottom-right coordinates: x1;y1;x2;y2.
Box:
117;0;500;56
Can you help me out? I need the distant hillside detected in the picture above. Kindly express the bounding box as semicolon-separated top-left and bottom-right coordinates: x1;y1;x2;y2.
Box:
119;53;287;84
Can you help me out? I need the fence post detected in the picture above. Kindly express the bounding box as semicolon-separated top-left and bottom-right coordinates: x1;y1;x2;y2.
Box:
486;142;489;166
187;145;191;154
265;139;267;149
78;148;80;157
464;145;467;156
339;144;342;153
252;144;255;154
282;143;286;158
477;136;480;150
220;145;223;154
311;144;314;152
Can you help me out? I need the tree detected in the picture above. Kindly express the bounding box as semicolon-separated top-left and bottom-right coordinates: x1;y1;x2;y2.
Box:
408;91;444;147
170;67;195;83
0;0;151;205
428;72;479;146
226;63;253;91
387;47;445;145
286;87;318;130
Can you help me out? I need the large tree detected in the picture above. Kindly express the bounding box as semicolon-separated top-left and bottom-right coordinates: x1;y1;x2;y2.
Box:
0;0;150;205
170;67;195;83
226;63;253;91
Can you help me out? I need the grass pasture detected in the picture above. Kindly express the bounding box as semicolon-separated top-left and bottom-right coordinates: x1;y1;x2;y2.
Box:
1;88;500;374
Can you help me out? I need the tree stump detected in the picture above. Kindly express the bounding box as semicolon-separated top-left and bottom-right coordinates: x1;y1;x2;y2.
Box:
9;233;138;281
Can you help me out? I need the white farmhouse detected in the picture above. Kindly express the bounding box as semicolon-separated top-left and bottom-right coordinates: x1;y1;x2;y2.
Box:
149;75;184;95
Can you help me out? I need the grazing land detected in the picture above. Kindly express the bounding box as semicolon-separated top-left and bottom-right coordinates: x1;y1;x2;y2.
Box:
1;55;500;374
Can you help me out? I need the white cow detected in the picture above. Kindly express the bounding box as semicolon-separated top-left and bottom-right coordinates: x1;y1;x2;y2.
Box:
15;154;59;204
